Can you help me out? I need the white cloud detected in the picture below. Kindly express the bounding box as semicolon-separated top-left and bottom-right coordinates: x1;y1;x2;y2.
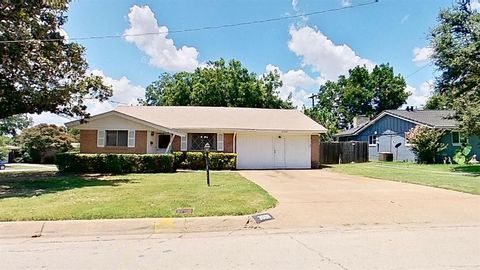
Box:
412;46;433;66
341;0;352;7
471;0;480;11
400;14;410;24
265;64;325;108
31;71;145;126
292;0;299;11
124;5;199;72
405;80;434;108
288;26;374;81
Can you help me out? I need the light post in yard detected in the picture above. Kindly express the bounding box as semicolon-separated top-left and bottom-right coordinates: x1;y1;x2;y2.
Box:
204;142;210;187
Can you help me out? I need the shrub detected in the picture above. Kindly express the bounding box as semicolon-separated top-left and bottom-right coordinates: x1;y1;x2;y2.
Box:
406;126;447;163
56;153;176;173
173;151;237;170
453;144;473;165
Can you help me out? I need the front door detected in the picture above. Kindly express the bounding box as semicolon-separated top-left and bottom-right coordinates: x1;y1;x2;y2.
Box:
274;136;286;168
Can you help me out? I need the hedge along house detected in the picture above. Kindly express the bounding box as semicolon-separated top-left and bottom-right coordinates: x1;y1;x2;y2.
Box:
65;106;327;169
336;109;480;162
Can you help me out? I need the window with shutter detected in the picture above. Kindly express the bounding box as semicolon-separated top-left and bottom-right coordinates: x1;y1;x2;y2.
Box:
128;130;135;148
217;133;224;151
180;135;187;151
97;130;105;147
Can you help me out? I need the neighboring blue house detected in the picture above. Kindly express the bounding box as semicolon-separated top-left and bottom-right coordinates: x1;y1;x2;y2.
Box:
336;109;480;162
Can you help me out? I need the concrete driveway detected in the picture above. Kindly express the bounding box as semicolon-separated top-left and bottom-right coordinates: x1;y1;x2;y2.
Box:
240;170;480;230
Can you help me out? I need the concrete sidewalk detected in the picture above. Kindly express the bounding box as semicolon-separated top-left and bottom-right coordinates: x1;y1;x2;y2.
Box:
0;215;253;239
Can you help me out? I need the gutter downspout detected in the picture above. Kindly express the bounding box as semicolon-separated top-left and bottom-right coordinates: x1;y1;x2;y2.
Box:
233;132;237;153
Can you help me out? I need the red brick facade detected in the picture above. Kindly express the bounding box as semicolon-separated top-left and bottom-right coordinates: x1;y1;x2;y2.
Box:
80;130;147;154
311;135;320;169
224;133;234;153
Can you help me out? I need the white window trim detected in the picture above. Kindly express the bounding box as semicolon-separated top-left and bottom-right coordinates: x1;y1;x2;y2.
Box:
368;135;378;146
128;130;135;148
97;130;105;147
217;133;224;151
180;135;187;151
451;131;468;146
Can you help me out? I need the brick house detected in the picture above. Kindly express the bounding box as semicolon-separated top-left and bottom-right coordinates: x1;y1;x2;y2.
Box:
66;106;326;169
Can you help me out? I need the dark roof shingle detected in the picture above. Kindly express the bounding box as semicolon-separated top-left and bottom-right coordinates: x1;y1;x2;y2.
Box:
336;110;457;137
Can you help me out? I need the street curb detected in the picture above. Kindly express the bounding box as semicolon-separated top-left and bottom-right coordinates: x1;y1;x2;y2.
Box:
0;215;252;239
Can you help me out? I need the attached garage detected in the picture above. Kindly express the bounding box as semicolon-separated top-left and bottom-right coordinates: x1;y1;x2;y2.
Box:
236;133;312;169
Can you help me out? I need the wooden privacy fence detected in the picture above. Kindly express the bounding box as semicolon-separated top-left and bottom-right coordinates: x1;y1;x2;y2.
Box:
319;141;369;164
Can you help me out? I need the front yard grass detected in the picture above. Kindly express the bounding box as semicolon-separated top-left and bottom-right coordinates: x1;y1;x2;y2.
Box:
0;172;277;221
328;162;480;195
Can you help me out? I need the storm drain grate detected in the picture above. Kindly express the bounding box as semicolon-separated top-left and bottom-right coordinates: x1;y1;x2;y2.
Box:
251;213;274;224
175;208;194;214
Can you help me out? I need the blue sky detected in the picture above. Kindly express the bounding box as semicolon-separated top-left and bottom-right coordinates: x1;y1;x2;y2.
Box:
34;0;472;125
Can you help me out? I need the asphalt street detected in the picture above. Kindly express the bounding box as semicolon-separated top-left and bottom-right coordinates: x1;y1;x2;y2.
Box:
2;224;480;270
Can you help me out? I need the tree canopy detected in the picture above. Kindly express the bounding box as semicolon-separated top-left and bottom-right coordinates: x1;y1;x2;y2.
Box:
426;0;480;134
141;59;293;109
16;124;75;163
306;64;409;130
0;1;112;120
0;114;32;136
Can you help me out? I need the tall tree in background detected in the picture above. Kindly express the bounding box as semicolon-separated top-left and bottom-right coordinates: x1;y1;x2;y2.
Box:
142;59;293;109
426;0;480;135
0;1;112;119
307;64;408;130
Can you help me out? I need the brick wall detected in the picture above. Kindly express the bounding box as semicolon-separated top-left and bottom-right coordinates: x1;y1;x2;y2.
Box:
171;136;181;151
224;133;234;153
311;135;320;169
80;130;147;154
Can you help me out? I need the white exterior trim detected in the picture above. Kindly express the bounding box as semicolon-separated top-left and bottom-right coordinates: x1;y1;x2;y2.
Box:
66;111;185;136
97;130;105;147
180;135;187;151
128;130;135;148
217;133;224;151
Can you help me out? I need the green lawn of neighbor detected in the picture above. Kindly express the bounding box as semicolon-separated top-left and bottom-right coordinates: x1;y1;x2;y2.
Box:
0;172;277;221
328;162;480;195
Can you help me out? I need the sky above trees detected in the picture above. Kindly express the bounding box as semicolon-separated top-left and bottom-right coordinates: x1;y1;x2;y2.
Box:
31;0;478;125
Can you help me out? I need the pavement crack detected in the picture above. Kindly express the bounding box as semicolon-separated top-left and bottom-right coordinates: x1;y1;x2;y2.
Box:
288;234;348;270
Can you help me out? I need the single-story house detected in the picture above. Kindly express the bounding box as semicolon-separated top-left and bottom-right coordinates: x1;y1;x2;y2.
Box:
336;109;480;162
65;106;327;169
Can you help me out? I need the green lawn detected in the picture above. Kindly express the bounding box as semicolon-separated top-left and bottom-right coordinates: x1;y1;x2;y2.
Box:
328;162;480;195
0;172;277;221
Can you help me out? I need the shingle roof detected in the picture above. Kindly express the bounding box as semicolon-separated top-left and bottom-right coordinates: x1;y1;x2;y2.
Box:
68;106;327;133
336;122;369;137
384;110;457;128
336;110;457;137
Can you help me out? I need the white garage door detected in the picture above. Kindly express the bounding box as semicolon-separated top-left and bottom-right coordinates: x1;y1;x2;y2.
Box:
236;133;311;169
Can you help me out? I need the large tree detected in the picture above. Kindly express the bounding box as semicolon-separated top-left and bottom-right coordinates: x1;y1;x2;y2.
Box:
310;64;409;129
0;114;32;136
426;0;480;134
142;59;293;109
0;1;112;119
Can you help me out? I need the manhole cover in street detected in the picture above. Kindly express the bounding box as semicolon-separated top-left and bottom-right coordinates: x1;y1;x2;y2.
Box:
252;213;274;224
175;208;193;214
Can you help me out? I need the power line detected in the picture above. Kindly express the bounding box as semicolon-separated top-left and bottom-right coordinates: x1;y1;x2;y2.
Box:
0;0;379;44
405;62;432;79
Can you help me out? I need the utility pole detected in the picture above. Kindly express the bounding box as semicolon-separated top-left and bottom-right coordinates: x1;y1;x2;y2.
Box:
308;94;318;107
